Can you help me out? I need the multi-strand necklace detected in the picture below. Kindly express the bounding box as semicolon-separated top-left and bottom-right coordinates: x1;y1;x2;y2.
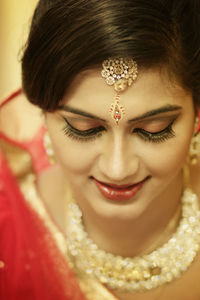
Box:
67;188;200;292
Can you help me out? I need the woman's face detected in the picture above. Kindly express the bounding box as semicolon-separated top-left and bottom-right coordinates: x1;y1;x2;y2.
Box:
46;68;195;221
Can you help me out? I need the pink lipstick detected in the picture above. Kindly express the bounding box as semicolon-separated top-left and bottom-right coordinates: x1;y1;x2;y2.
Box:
94;178;148;202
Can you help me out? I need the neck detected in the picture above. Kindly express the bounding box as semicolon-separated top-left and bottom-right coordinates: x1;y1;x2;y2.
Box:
81;173;183;257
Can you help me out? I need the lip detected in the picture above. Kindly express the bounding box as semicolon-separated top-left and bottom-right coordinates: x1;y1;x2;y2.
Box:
93;177;149;202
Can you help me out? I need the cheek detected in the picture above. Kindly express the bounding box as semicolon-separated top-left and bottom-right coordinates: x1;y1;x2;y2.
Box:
140;113;194;178
140;136;191;178
51;135;97;175
46;116;96;175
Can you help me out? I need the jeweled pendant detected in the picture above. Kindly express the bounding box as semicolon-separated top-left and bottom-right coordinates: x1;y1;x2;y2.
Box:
109;95;125;125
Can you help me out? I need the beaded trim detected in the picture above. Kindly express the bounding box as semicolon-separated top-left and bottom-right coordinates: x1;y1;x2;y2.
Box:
67;189;200;292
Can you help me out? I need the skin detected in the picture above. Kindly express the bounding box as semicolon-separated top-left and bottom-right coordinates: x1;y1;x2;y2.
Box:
0;93;43;142
1;67;199;299
45;67;196;260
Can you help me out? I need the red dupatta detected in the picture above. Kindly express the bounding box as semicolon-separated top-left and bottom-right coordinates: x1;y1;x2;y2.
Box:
0;90;87;300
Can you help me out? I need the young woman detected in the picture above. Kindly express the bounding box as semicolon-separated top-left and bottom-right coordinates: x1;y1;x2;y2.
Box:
1;1;200;299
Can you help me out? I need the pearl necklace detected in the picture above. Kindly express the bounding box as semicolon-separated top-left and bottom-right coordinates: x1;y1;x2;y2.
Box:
67;188;200;292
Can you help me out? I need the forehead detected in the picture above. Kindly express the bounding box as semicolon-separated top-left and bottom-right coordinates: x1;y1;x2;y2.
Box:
62;68;192;116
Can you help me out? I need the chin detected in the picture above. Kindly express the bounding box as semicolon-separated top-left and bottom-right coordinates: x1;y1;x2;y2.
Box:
79;192;151;222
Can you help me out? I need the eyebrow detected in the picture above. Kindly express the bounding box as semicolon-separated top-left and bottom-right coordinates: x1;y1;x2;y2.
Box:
58;104;182;123
59;105;106;122
128;104;182;123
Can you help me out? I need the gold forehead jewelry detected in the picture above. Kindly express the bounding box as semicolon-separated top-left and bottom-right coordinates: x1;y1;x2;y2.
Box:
67;188;200;292
101;57;138;125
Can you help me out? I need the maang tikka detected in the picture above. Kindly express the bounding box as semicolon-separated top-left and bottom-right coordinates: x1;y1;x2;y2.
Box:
101;57;138;125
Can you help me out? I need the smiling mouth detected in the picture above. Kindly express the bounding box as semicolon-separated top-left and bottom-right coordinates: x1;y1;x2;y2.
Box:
93;176;150;202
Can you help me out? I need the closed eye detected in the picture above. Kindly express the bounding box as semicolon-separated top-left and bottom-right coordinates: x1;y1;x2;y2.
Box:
133;121;175;143
62;117;106;141
62;117;176;144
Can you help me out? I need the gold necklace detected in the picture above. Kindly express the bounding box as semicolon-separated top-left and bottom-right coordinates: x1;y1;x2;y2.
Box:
67;188;200;292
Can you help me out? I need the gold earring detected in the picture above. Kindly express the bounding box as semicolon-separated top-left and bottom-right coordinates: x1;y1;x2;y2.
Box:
189;116;200;165
43;131;56;165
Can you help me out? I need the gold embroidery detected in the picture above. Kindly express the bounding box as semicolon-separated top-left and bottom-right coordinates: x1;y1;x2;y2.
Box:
0;138;33;179
0;261;5;269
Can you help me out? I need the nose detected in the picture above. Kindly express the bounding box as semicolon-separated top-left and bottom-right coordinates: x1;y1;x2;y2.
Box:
98;134;140;182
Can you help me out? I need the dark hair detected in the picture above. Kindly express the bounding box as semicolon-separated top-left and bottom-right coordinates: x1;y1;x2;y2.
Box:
22;0;200;111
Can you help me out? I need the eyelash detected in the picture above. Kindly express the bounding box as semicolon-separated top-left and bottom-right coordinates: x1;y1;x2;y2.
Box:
62;118;104;142
62;118;175;144
133;121;175;143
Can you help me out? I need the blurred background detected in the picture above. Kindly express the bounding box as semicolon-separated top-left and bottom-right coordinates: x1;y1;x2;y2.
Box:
0;1;37;100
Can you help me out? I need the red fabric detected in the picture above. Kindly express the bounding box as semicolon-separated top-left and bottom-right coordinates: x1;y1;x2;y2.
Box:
0;89;22;108
0;153;87;300
0;88;50;174
0;127;51;175
0;92;87;299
